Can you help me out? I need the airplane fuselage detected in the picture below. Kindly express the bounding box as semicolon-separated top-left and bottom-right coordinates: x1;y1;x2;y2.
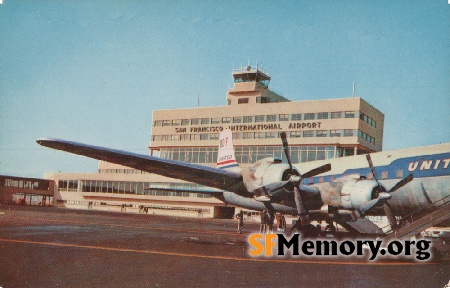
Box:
222;145;450;219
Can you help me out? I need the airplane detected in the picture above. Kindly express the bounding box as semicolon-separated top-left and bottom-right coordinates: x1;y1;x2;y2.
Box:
36;130;450;237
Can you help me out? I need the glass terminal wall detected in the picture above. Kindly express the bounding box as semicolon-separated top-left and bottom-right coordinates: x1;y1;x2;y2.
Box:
159;145;362;165
58;180;212;198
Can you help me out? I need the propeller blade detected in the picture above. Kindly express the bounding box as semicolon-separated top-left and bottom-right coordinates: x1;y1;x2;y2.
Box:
366;154;380;185
383;201;397;230
388;173;413;193
301;163;332;179
293;185;310;226
280;132;294;175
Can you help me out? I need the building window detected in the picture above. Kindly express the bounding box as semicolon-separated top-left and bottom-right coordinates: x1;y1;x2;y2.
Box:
331;112;342;119
279;114;289;121
344;129;354;137
172;119;181;126
222;117;231;123
303;131;315;137
243;132;253;139
201;118;210;125
154;120;163;127
265;132;276;138
291;114;302;120
233;132;242;139
345;111;355;118
254;132;265;139
290;131;302;138
191;118;200;125
162;120;171;127
243;116;253;123
233;117;243;123
181;119;190;125
238;98;249;104
211;118;220;124
255;115;265;122
266;115;276;122
316;130;328;137
180;134;190;141
257;96;270;103
330;130;341;137
317;112;329;119
304;113;315;120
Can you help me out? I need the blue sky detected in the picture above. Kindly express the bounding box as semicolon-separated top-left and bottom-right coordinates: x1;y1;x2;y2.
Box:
0;1;449;178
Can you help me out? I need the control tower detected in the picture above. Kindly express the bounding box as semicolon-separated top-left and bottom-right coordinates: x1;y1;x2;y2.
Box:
227;64;290;105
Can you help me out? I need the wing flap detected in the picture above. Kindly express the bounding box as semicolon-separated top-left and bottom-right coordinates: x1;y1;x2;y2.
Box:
37;138;243;191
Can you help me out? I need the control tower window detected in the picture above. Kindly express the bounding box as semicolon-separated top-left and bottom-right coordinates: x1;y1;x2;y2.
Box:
256;96;270;103
238;98;249;104
259;79;270;87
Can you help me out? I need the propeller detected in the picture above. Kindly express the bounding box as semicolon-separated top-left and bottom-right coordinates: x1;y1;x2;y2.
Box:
365;154;413;230
280;132;331;228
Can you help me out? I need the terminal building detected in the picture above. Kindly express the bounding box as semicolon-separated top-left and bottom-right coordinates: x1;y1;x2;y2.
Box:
45;65;384;218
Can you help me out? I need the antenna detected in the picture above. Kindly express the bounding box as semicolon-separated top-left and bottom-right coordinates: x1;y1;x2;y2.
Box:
352;82;355;98
197;95;200;107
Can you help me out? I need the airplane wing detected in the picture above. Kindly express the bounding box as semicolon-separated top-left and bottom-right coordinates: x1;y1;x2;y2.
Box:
36;138;245;193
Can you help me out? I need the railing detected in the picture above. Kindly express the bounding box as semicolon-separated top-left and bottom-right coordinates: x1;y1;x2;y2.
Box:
232;64;270;77
379;195;450;233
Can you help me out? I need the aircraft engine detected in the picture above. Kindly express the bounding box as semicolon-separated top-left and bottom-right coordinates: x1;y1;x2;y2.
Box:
261;163;298;186
340;179;381;211
242;157;299;193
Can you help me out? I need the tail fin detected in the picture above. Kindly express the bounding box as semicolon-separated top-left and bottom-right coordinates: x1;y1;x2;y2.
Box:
216;129;242;173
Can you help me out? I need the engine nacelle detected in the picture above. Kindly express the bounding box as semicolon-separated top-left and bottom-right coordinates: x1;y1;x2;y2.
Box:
340;179;379;210
242;157;298;193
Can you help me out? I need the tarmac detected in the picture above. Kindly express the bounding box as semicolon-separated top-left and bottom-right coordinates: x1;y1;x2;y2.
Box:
0;205;449;288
